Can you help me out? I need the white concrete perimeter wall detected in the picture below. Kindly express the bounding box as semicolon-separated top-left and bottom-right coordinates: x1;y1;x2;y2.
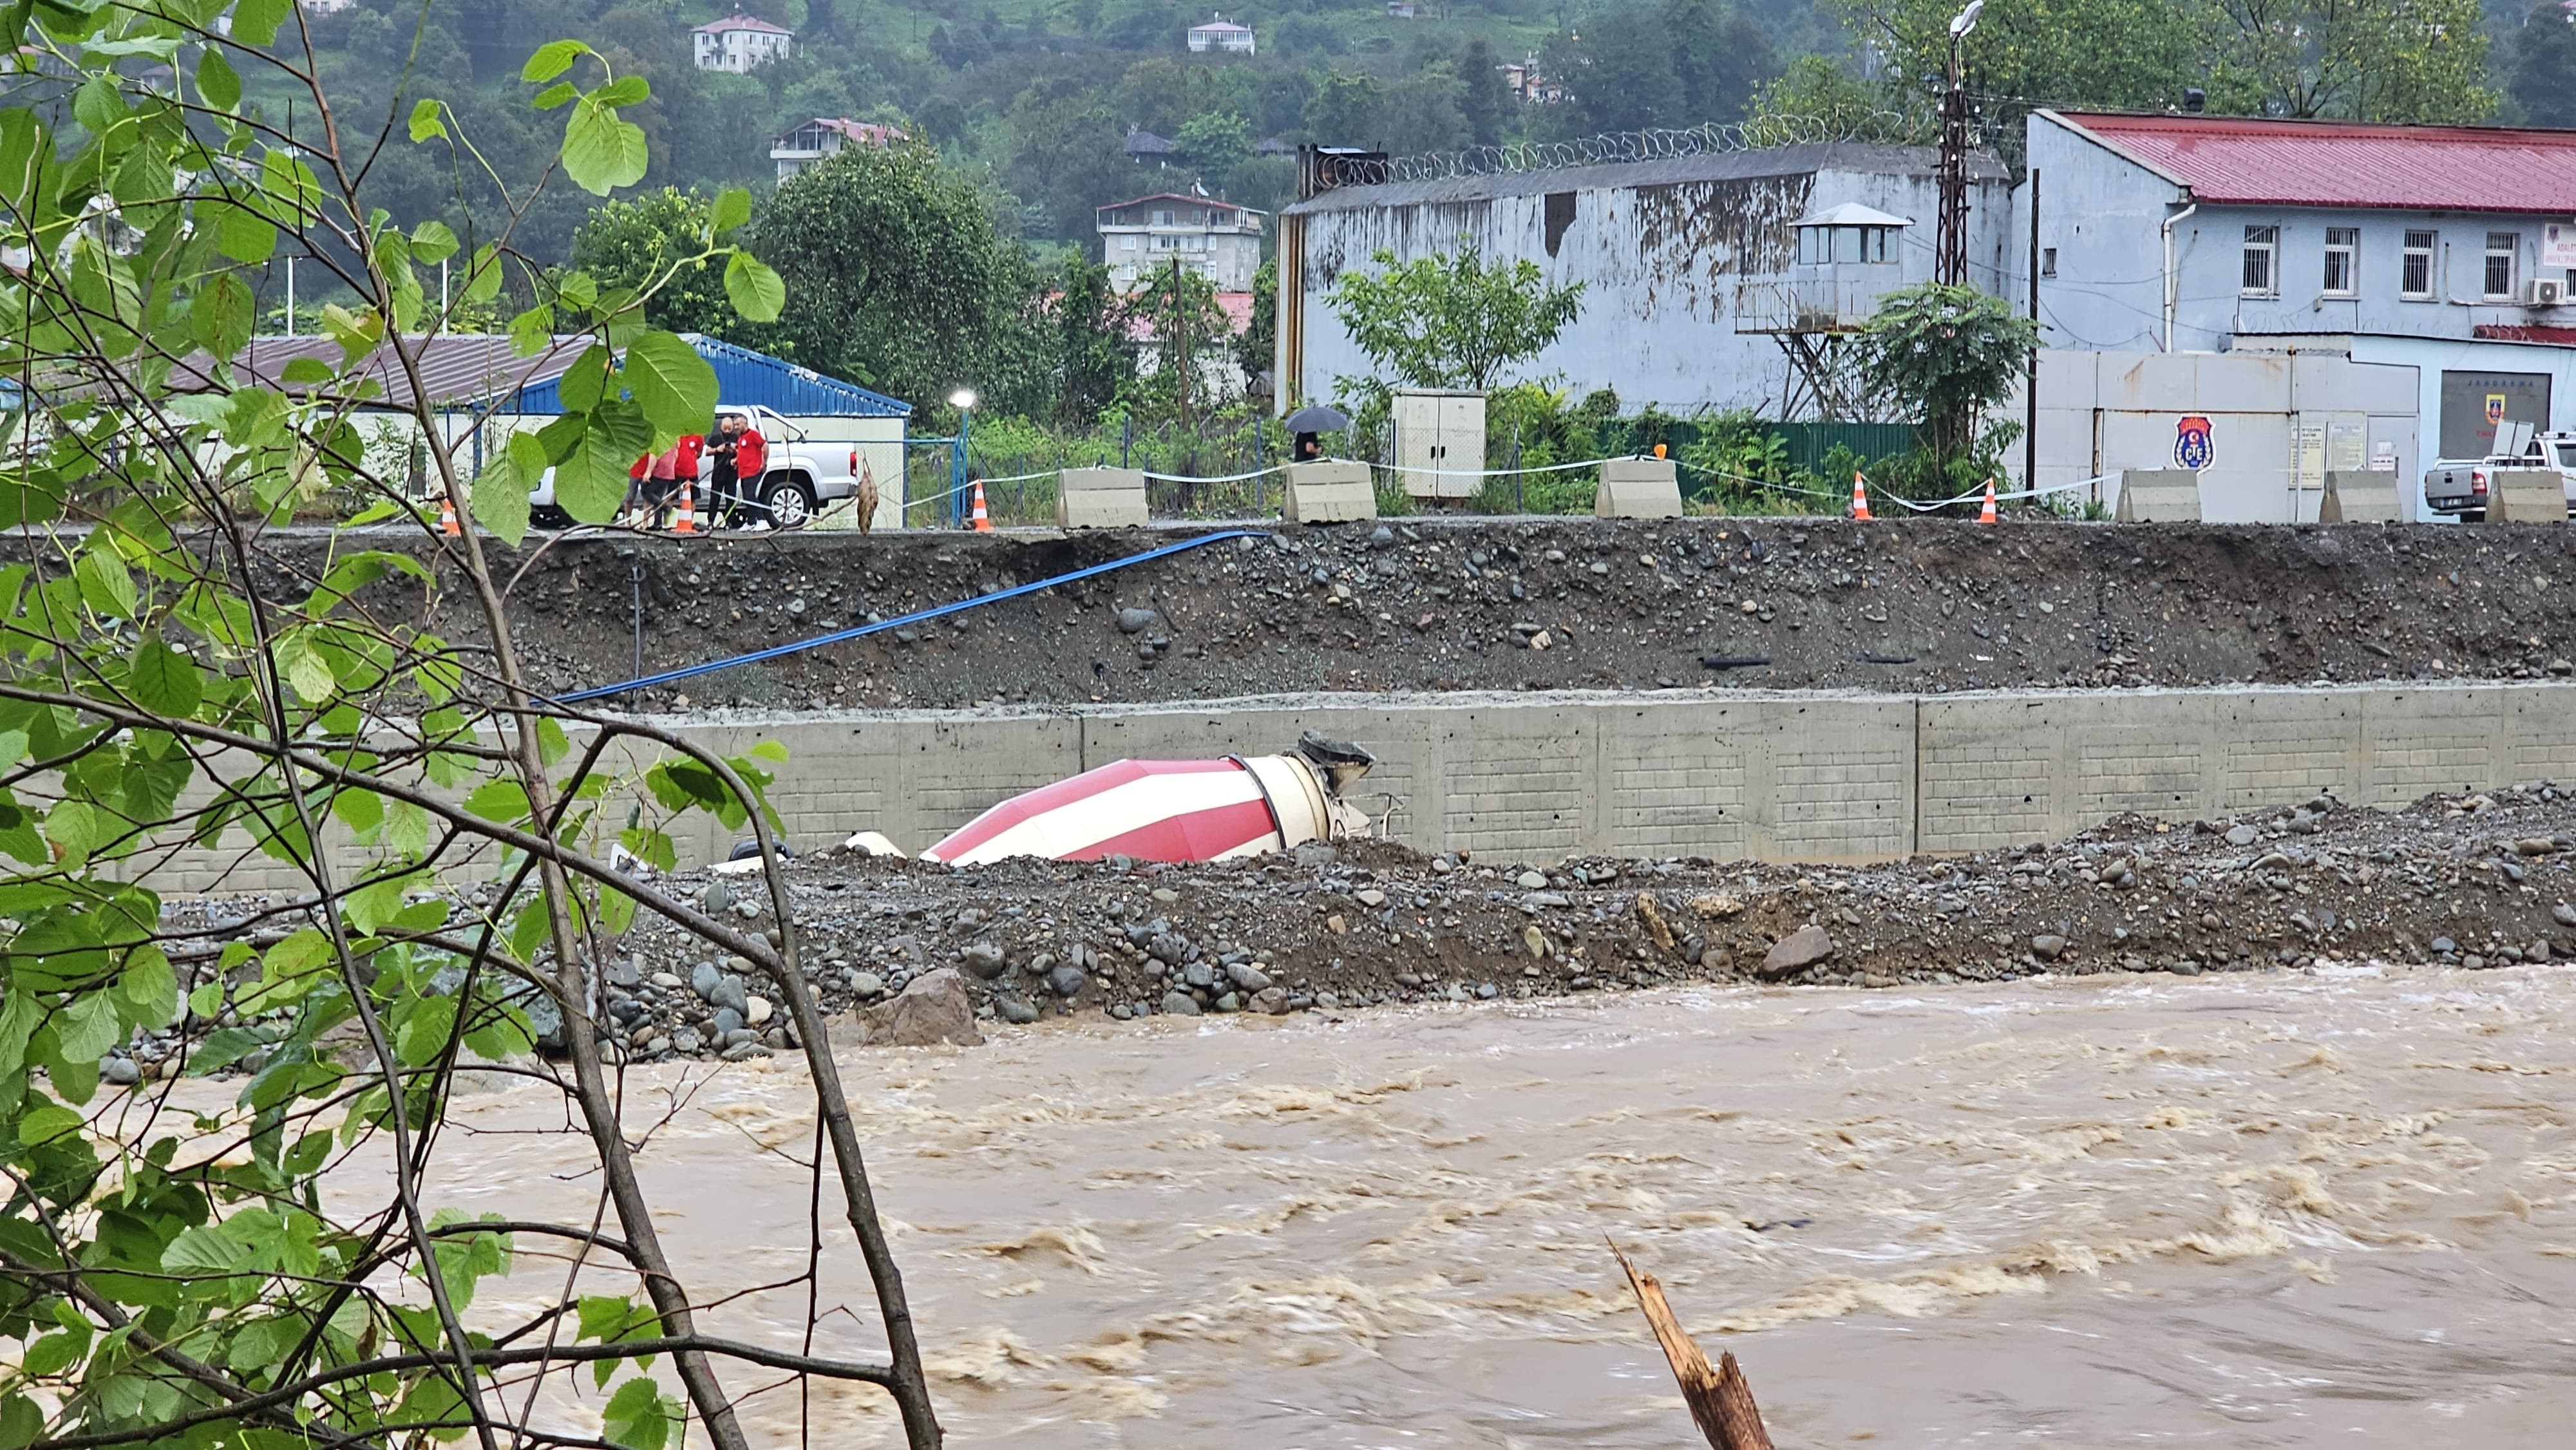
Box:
133;680;2576;898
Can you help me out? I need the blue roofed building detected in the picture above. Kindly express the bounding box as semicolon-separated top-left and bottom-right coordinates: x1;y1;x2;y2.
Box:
192;332;914;529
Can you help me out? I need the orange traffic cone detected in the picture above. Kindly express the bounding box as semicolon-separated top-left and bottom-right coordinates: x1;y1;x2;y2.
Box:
1977;480;1999;524
1848;471;1873;521
969;478;992;532
672;476;696;534
438;490;460;536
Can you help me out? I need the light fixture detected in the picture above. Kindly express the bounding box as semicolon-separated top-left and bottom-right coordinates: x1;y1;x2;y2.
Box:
1949;0;1982;38
948;388;977;410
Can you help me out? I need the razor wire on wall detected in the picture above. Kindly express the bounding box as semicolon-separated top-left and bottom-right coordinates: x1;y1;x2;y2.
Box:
1356;113;1918;186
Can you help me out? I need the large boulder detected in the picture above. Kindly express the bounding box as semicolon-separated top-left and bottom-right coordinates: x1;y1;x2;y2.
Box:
1759;924;1835;978
848;969;985;1048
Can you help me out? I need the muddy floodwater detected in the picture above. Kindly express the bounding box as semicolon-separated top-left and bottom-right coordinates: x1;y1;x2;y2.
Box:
433;965;2576;1447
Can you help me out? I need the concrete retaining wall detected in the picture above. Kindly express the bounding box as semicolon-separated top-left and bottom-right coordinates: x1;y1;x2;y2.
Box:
137;679;2576;896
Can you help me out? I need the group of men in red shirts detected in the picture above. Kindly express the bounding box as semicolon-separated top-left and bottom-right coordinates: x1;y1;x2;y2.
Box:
629;411;764;529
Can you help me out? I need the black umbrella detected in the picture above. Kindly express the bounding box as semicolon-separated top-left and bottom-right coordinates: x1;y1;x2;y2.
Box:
1283;404;1350;433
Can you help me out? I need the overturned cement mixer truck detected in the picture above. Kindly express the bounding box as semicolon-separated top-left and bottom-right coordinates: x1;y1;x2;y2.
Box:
878;732;1377;867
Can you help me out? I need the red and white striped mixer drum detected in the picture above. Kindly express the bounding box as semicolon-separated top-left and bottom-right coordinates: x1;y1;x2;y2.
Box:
922;734;1374;867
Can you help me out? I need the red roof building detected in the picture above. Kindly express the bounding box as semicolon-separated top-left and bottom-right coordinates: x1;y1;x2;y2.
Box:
2050;111;2576;216
693;8;793;72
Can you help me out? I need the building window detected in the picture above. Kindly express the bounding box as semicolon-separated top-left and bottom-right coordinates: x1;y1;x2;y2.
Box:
2485;232;2519;299
1121;235;1136;250
2241;225;2278;297
2403;229;2435;298
2322;227;2358;295
2041;246;2057;279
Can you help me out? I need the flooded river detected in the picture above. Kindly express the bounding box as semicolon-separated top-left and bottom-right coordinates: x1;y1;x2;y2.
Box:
431;964;2576;1446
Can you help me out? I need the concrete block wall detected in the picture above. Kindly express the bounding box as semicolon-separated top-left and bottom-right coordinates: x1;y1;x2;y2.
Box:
122;680;2576;896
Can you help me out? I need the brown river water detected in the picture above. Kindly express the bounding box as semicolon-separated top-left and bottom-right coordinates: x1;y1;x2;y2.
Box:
415;963;2576;1447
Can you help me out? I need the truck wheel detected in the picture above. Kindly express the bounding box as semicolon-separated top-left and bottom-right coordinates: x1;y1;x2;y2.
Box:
762;476;815;529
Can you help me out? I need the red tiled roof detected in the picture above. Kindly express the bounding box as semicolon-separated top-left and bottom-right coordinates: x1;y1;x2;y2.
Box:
2052;111;2576;215
1121;292;1255;343
2474;325;2576;346
696;12;791;33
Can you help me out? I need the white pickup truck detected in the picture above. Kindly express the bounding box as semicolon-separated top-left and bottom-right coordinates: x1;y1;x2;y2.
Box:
2421;430;2576;521
530;403;865;529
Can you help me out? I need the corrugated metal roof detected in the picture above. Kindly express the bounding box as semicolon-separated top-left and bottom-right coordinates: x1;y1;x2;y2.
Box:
1283;142;2002;214
173;334;589;410
183;334;910;419
2051;111;2576;214
2474;324;2576;346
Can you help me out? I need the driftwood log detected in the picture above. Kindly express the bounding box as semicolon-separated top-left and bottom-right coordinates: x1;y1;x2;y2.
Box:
1613;1242;1776;1450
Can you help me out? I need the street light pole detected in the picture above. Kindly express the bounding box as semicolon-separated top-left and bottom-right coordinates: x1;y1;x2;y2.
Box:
1936;1;1981;288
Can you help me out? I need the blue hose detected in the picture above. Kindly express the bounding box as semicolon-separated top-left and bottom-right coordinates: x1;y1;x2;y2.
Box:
558;528;1273;704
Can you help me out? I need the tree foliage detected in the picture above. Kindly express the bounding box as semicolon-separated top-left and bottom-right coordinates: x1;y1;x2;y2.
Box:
1856;282;2040;482
1327;247;1587;396
571;187;755;339
0;8;939;1450
751;140;1047;413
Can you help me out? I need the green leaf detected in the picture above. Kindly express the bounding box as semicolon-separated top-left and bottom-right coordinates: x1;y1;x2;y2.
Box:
19;1326;86;1379
711;186;752;234
161;1222;254;1274
281;356;333;386
115;946;178;1029
410;219;459;264
229;0;293;46
533;81;579;111
554;401;652;523
0;1393;41;1450
0;111;45;213
464;778;531;823
215;206;276;264
724;252;785;323
558;343;613;411
602;1377;673;1450
187;270;254;360
562;96;649;196
591;74;650;107
196;48;242;111
621;331;717;441
75;550;138;617
522;39;591;84
474;443;533;547
748;739;790;764
507;303;555;356
408;99;446;144
44;800;104;865
55;993;118;1062
128;638;203;716
462;244;506;305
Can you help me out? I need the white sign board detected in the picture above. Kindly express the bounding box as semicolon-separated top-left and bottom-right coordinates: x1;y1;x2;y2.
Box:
2547;221;2576;270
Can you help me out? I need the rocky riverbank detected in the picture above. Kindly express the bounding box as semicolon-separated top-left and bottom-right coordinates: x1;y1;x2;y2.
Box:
569;781;2576;1060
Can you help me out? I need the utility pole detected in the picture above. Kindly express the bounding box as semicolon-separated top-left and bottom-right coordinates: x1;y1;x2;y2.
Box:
1936;1;1982;287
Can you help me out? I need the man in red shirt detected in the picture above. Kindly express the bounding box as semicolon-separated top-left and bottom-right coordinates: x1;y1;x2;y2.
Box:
707;411;768;528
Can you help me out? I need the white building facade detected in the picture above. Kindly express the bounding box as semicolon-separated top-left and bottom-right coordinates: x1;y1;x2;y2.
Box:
2017;111;2576;520
1274;142;2014;415
693;11;793;72
1186;15;1255;53
770;118;905;184
1097;193;1267;291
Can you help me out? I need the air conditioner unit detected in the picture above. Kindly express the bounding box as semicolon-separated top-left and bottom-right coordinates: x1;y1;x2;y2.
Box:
2524;277;2567;308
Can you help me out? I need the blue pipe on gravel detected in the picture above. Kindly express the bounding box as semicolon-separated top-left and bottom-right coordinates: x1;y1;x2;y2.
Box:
557;528;1273;704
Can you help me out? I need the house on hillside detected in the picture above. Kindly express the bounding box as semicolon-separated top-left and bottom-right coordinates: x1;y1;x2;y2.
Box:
1125;127;1176;164
2016;110;2576;520
1131;292;1256;402
771;118;905;184
693;8;793;72
1098;193;1267;291
1276;140;2011;419
1186;14;1255;55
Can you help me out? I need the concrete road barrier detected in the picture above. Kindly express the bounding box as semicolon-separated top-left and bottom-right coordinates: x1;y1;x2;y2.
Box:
2486;469;2568;523
1056;467;1150;529
2319;471;2401;523
1283;462;1376;523
1595;458;1684;519
2115;469;2204;522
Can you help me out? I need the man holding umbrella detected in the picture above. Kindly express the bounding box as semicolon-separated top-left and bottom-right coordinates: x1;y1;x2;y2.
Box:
1283;403;1348;466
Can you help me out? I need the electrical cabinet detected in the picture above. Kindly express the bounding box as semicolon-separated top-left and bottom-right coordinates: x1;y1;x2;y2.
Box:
1392;389;1486;502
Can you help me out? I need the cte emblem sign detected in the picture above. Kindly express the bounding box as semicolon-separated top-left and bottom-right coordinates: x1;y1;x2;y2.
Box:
2174;415;2214;470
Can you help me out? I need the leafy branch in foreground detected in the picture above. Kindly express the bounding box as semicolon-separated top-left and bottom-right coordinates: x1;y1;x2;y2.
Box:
0;6;932;1450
